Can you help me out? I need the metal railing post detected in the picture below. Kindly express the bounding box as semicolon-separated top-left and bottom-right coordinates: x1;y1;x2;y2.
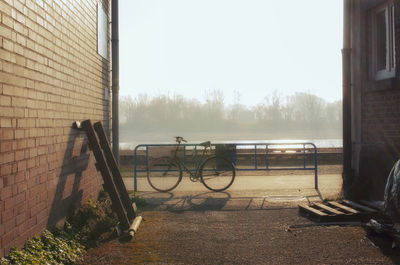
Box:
313;144;318;190
183;145;186;165
254;144;258;169
133;145;139;192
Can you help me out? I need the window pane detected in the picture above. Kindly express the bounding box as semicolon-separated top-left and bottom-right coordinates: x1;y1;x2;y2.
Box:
97;3;108;59
376;10;387;71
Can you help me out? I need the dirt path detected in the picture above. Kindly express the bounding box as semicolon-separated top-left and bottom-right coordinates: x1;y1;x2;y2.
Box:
81;201;399;264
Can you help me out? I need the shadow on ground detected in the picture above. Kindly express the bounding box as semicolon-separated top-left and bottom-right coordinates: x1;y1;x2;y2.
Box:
137;189;326;213
140;191;231;212
363;228;400;264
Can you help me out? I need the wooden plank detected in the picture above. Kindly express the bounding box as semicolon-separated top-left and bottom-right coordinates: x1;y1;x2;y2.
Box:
328;201;359;214
94;122;136;221
342;200;376;213
359;200;384;211
299;204;328;216
81;120;130;230
313;202;345;215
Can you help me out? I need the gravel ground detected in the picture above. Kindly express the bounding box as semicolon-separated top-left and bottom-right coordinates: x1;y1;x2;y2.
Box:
80;200;400;265
80;166;398;264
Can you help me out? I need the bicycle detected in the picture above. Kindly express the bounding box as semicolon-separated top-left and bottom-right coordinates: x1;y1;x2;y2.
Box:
147;136;236;192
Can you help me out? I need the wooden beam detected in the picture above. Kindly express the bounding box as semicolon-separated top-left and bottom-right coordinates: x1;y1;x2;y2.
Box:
342;200;376;213
314;203;344;215
94;121;136;220
299;204;328;216
328;201;359;214
81;120;130;230
359;200;384;211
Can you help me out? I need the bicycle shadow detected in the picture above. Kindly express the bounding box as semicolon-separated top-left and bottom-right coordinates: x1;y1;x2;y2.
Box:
141;191;231;212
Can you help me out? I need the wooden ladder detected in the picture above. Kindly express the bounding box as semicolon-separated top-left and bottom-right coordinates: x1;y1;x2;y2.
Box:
76;120;136;231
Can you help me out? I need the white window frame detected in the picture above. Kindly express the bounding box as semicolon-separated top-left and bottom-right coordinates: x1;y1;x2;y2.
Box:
370;0;396;80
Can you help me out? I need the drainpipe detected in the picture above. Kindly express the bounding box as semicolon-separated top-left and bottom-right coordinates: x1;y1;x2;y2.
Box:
112;0;120;165
342;0;352;182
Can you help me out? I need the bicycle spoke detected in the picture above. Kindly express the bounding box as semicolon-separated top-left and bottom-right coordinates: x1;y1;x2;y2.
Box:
200;156;235;192
147;157;182;192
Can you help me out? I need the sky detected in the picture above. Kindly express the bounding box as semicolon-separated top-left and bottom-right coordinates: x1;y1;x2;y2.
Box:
119;0;343;107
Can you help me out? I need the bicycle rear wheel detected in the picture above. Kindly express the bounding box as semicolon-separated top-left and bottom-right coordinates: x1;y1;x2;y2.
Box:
199;155;235;192
147;156;182;192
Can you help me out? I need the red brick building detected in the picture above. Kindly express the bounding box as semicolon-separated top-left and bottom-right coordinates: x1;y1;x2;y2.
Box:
0;0;111;256
345;0;400;199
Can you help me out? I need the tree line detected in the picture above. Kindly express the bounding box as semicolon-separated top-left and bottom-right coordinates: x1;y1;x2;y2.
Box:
120;90;342;137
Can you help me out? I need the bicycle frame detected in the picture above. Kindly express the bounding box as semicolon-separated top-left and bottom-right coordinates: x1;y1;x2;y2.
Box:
171;142;210;180
146;138;236;192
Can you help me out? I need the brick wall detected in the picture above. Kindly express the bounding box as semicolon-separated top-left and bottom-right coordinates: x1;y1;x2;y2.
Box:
362;90;400;146
0;0;110;256
357;2;400;200
359;89;400;199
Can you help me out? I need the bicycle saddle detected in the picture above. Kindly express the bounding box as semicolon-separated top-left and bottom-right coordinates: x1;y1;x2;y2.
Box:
199;141;211;148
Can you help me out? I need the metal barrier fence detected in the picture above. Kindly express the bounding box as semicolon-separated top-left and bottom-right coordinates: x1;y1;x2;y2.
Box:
133;142;318;191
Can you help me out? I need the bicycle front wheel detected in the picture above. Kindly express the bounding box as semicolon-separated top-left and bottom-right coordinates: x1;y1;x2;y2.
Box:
147;156;182;192
199;156;235;192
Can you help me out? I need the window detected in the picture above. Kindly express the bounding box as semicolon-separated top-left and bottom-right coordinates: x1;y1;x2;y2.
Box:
370;1;395;80
97;3;108;60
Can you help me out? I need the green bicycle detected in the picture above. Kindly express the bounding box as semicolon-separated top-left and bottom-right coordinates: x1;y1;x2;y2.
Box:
147;136;236;192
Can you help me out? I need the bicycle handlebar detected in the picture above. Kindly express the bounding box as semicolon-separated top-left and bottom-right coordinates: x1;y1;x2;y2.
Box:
174;136;187;144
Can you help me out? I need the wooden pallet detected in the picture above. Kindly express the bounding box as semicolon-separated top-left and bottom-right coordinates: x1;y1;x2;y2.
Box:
298;200;379;222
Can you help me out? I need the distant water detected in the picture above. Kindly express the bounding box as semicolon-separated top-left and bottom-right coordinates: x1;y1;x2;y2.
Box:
120;139;342;150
